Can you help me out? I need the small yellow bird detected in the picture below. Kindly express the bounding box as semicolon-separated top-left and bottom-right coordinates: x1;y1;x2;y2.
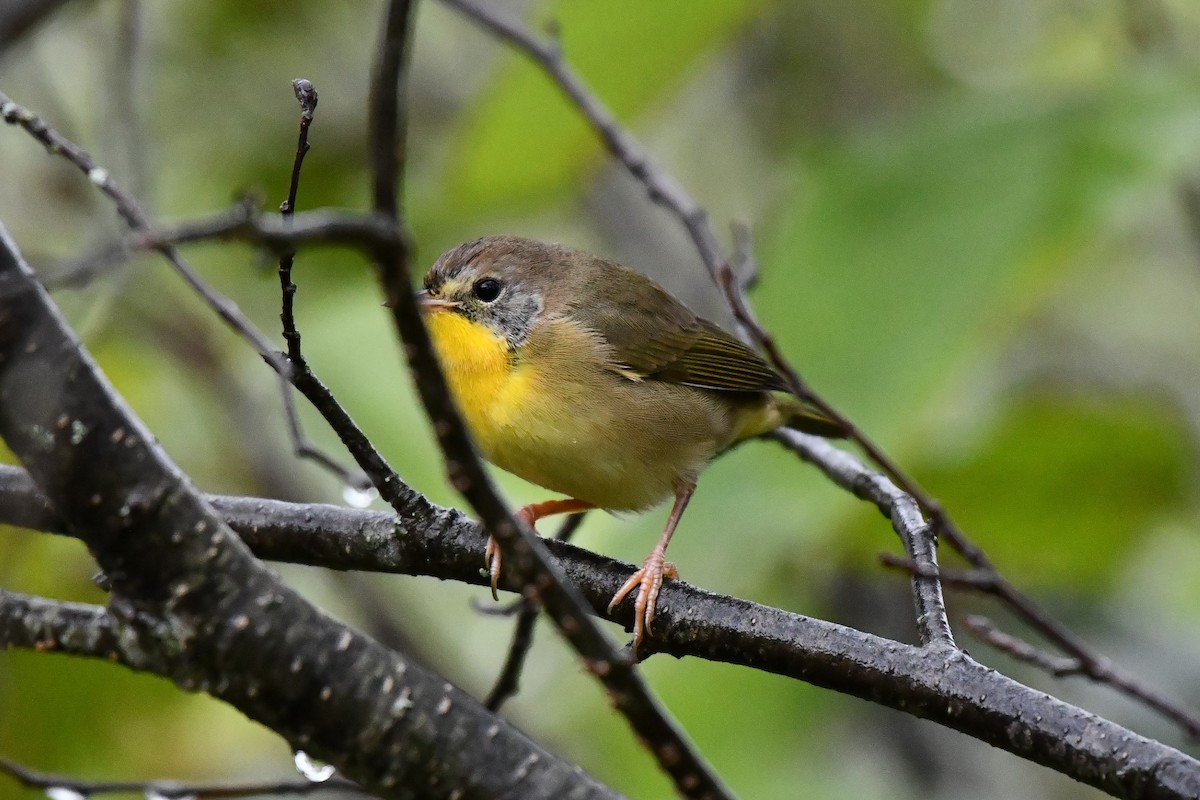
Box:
418;235;842;653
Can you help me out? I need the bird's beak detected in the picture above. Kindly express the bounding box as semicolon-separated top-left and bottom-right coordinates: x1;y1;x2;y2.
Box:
416;289;460;313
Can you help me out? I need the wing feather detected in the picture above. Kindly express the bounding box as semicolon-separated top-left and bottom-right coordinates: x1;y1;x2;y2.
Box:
572;264;787;394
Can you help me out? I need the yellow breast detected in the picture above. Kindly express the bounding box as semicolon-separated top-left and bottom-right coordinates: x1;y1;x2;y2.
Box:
424;310;535;451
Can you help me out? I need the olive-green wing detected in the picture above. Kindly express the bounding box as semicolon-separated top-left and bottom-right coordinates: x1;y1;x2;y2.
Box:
648;317;790;392
574;263;787;393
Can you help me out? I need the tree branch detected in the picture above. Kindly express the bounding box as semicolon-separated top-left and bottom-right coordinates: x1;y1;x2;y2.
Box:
4;464;1199;799
0;0;82;52
0;750;365;799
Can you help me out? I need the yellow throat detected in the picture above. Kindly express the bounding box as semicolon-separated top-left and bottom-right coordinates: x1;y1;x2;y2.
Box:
424;308;526;452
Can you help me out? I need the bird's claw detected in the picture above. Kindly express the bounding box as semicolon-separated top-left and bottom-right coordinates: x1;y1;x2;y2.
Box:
485;534;501;601
608;550;677;657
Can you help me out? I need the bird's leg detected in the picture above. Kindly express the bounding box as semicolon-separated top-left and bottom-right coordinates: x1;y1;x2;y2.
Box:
487;498;593;599
608;481;696;657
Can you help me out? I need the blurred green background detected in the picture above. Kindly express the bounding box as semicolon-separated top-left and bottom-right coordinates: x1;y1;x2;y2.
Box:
2;1;1200;798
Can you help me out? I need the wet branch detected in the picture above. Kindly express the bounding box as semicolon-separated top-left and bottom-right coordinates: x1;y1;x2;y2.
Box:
0;750;365;798
2;470;1199;800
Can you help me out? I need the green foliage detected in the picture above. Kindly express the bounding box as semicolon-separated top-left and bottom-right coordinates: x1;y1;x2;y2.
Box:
927;392;1191;590
841;391;1193;592
440;0;771;215
760;75;1200;439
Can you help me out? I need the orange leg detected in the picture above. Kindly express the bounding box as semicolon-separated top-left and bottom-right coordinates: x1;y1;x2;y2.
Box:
487;498;594;599
608;482;695;657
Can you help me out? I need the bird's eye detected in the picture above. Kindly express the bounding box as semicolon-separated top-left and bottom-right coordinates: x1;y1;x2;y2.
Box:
473;278;501;303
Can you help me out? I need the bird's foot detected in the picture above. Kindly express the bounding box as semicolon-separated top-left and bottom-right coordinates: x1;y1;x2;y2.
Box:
608;549;678;657
484;534;502;601
485;505;543;600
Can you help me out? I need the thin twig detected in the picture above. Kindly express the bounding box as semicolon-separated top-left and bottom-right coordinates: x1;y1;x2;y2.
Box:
967;613;1200;738
879;553;1001;591
883;559;1200;738
0;753;366;799
485;512;587;710
274;78;370;490
279;77;319;367
149;203;405;253
963;615;1084;676
364;3;735;797
729;221;760;291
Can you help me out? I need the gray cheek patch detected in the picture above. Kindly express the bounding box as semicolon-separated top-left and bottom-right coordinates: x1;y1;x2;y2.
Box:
481;290;543;350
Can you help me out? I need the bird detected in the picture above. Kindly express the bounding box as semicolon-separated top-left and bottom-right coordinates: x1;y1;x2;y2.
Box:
417;235;843;654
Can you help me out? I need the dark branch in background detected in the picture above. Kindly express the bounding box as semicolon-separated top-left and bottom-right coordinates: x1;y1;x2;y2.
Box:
964;615;1084;676
3;473;1200;800
362;2;736;798
1178;179;1200;267
436;0;1200;742
0;0;81;52
37;238;131;289
0;752;365;799
969;612;1200;737
485;512;587;711
366;0;415;302
882;554;1200;738
729;221;760;291
153;203;406;252
110;0;148;204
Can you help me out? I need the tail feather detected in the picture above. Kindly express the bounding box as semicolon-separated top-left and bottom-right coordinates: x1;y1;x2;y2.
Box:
780;396;846;439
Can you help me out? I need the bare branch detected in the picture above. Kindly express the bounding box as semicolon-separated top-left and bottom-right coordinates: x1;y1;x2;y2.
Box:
272;78;369;490
4;476;1199;800
0;750;366;798
963;615;1085;676
962;617;1200;739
